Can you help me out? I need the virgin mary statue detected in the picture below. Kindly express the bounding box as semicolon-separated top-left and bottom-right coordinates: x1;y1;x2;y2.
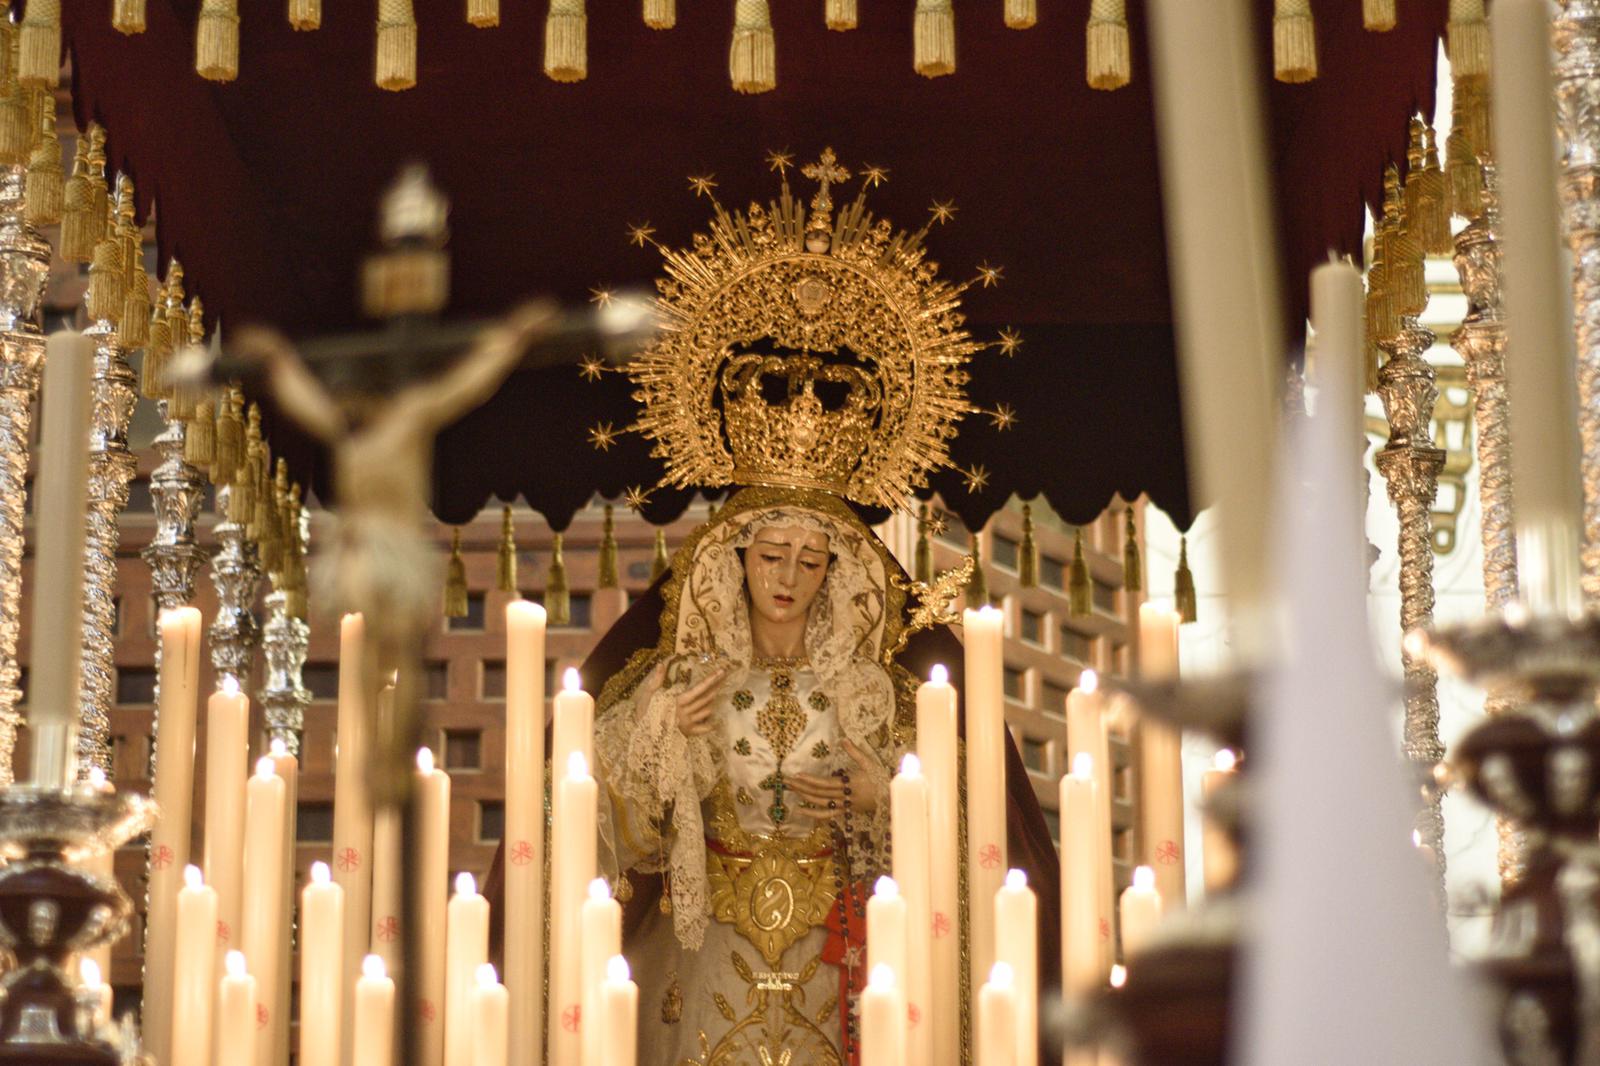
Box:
488;150;1061;1066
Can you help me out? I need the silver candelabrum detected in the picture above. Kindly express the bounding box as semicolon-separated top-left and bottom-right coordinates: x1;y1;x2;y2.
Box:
0;165;49;786
1375;314;1449;884
257;505;309;754
207;484;260;691
141;403;208;613
77;319;137;782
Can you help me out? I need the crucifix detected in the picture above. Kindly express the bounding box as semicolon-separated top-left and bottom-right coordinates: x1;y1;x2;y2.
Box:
802;147;852;251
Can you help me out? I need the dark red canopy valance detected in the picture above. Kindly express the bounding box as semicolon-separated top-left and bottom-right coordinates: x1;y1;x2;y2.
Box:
59;0;1446;531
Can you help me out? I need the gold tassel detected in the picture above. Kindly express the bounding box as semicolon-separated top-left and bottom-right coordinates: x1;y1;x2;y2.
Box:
1069;529;1092;617
214;386;244;484
545;532;571;625
1363;257;1387;390
915;504;933;584
825;0;855;31
255;450;279;560
914;0;955;79
24;97;61;226
1447;0;1488;80
1005;0;1036;31
1272;0;1317;83
284;489;308;620
168;292;197;421
729;0;774;94
290;0;322;31
645;0;676;29
1175;536;1198;623
1404;119;1450;256
496;506;518;592
18;0;60;90
87;207;125;326
376;0;418;91
1017;503;1038;588
86;128;108;248
1086;0;1129;91
60;135;93;262
1382;166;1425;318
185;393;217;466
0;25;31;169
1446;79;1487;219
1419;125;1452;255
122;264;150;347
231;407;261;524
965;534;987;610
468;0;498;27
1363;0;1395;33
1123;507;1142;593
113;0;148;34
444;529;469;618
598;504;619;589
545;0;588;83
139;283;171;400
197;0;241;82
651;528;670;582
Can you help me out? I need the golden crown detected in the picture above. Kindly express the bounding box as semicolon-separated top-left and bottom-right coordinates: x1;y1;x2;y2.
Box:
590;149;1017;511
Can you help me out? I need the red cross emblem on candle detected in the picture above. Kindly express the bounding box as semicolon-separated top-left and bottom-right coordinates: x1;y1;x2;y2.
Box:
151;844;174;870
1155;839;1180;865
562;1004;582;1033
510;840;535;866
376;916;400;942
908;1004;921;1028
419;1000;436;1023
978;844;1002;870
336;846;362;872
256;1004;269;1029
932;912;952;939
216;920;231;944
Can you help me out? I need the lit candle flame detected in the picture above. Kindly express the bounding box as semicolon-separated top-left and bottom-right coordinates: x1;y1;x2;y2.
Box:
80;957;102;987
563;667;582;693
606;954;631;984
1079;668;1099;694
899;753;922;777
225;951;248;979
1072;751;1094;778
567;751;590;779
588;877;611;902
873;875;899;899
183;864;204;890
476;963;499;987
1133;865;1156;892
1213;749;1237;773
988;961;1014;989
221;676;240;697
868;963;896;990
362;954;387;980
1005;868;1028;891
1109;964;1127;989
929;664;949;685
311;861;331;885
455;871;476;896
269;737;288;758
254;756;276;779
417;747;436;774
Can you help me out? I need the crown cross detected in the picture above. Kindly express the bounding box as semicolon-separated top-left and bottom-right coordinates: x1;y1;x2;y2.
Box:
802;148;851;214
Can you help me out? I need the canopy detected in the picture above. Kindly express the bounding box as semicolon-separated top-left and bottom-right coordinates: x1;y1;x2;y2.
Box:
61;0;1446;530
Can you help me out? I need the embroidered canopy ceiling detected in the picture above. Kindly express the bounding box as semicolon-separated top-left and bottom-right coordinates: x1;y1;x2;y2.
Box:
60;0;1446;531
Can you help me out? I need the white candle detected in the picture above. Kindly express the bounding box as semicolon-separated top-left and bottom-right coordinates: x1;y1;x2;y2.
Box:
1492;0;1586;614
860;963;905;1066
218;951;257;1066
550;751;598;1066
1135;606;1185;908
300;861;344;1066
1060;753;1105;994
580;878;622;1066
471;964;510;1066
445;872;491;1066
598;955;638;1066
1147;0;1281;646
369;803;402;976
964;605;1007;1001
1064;671;1113;971
504;599;547;1066
173;866;218;1066
332;611;374;1066
79;957;111;1029
270;738;299;1066
552;667;594;774
27;329;92;789
353;955;395;1066
1201;749;1240;893
203;678;250;965
1309;258;1366;444
416;746;453;1066
1118;865;1163;960
994;870;1038;1066
916;665;960;1066
890;755;933;1066
866;875;909;989
977;962;1018;1066
143;604;203;1066
241;757;285;1066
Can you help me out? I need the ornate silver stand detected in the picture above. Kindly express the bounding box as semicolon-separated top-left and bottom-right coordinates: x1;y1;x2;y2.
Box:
1375;316;1448;883
207;484;260;691
1553;0;1600;605
0;166;50;785
77;318;137;781
142;406;207;614
1453;160;1526;886
257;499;309;753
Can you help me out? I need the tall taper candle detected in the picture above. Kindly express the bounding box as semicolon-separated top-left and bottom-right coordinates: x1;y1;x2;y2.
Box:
550;751;598;1066
241;756;286;1066
866;877;908;1066
1310;258;1366;445
270;738;300;1066
353;955;395;1066
861;964;905;1066
995;870;1038;1066
1060;753;1105;994
580;878;622;1066
890;755;933;1066
978;962;1018;1066
416;746;453;1066
204;678;250;964
1201;750;1239;893
1118;865;1163;960
218;951;257;1066
552;667;594;783
964;605;1007;999
1492;0;1586;613
300;861;344;1066
172;866;218;1066
1135;605;1185;908
446;872;491;1066
504;599;546;1066
598;955;638;1066
143;605;203;1065
369;804;402;976
917;665;960;1066
27;329;92;788
471;964;509;1066
332;611;374;1066
1065;671;1113;970
1147;0;1281;646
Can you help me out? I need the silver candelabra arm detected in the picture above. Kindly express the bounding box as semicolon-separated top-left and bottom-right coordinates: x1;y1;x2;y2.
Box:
257;588;310;755
207;483;260;691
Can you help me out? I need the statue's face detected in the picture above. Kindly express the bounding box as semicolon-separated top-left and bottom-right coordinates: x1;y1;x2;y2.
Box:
744;526;831;629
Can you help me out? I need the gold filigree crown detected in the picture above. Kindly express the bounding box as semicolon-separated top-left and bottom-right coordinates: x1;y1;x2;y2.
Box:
597;149;1015;511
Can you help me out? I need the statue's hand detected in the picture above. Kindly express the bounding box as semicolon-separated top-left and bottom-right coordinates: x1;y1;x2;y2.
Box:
673;662;733;738
789;739;881;820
